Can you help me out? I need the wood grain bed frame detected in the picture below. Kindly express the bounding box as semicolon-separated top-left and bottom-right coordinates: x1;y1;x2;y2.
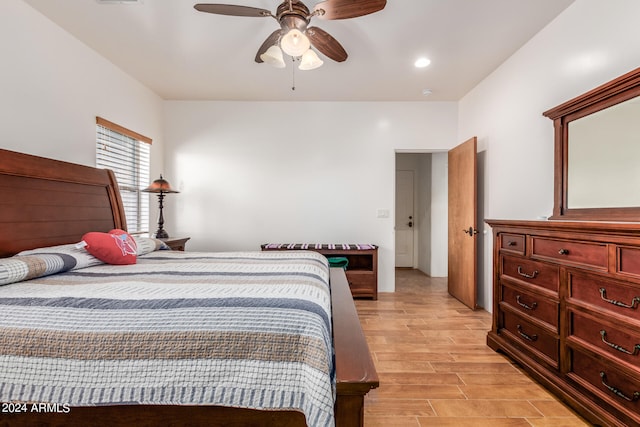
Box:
0;148;379;427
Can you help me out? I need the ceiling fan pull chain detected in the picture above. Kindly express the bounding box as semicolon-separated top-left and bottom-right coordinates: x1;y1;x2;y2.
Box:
291;57;296;91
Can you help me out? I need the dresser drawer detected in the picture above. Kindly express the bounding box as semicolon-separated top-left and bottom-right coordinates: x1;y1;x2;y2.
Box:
500;233;525;255
570;348;640;425
569;310;640;369
501;309;559;367
501;283;558;329
618;245;640;278
501;254;559;293
568;272;640;321
531;237;608;270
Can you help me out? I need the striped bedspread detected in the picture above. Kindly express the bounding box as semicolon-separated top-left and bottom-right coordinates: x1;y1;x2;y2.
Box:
0;250;334;427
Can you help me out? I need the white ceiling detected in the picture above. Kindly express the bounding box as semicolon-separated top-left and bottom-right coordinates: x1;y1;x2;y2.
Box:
23;0;574;101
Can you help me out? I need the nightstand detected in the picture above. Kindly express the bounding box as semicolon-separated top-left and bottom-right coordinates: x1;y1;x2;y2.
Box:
159;237;190;251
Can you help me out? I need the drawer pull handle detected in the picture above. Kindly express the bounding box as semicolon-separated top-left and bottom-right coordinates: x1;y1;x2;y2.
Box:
516;295;538;311
558;248;569;255
599;287;640;310
507;241;517;246
516;324;538;342
600;330;640;356
599;372;640;402
517;266;538;279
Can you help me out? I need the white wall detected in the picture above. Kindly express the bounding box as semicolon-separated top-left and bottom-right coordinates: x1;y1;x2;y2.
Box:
164;101;458;292
459;0;640;311
0;0;164;177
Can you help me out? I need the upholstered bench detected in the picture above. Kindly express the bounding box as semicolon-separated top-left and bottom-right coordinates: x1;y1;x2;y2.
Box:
261;243;378;299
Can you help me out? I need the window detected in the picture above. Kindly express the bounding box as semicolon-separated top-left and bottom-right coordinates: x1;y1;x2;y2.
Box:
96;117;151;234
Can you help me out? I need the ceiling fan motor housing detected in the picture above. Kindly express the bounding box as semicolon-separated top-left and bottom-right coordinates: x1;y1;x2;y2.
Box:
277;1;311;31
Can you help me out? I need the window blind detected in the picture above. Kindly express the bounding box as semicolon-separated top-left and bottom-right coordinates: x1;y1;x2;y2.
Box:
96;117;151;234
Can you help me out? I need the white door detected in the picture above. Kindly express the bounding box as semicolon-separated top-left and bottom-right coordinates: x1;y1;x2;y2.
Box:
395;170;414;267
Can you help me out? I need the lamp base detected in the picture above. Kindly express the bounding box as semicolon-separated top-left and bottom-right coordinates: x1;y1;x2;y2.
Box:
154;229;169;239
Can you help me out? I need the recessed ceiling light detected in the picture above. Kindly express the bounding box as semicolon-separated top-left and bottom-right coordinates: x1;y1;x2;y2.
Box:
414;57;431;68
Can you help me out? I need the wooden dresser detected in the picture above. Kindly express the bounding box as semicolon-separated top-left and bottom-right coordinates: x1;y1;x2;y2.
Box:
486;220;640;427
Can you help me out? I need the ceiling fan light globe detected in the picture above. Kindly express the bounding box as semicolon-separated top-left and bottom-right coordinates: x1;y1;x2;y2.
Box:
280;29;311;57
260;45;286;68
299;49;323;70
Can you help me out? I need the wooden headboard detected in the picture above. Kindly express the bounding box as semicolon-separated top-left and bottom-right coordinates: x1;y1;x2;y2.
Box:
0;148;127;257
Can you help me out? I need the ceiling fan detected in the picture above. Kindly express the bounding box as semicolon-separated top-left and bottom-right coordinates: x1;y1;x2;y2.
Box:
194;0;387;70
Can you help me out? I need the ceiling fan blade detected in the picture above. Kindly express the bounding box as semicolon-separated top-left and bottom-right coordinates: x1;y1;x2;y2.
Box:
255;30;282;63
313;0;386;20
306;26;347;62
194;4;272;17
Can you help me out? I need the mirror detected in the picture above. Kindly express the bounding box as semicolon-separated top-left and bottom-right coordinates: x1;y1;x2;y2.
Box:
567;96;640;209
544;67;640;221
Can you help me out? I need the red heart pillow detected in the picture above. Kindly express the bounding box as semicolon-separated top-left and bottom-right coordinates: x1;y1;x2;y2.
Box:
82;229;137;265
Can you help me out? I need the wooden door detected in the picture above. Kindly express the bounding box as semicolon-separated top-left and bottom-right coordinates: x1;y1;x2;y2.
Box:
395;170;414;267
448;137;478;309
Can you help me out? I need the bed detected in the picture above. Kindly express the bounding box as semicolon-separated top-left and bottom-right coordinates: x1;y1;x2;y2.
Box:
0;148;378;427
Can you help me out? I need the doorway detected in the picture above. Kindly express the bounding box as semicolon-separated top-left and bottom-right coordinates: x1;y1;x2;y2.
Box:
394;152;448;277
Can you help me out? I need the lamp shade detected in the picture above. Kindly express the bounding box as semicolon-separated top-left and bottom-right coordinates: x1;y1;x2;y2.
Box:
142;175;178;194
299;49;323;70
280;29;310;57
260;45;286;68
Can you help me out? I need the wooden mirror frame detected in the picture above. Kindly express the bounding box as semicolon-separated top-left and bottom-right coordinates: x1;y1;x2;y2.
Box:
543;67;640;221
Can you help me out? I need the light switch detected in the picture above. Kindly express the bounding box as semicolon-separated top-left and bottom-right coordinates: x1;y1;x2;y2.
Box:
376;209;389;218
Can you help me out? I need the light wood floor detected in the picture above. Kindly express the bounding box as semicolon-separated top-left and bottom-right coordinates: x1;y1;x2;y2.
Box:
355;268;592;427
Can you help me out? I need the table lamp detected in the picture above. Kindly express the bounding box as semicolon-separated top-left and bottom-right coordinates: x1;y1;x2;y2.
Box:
143;175;178;239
